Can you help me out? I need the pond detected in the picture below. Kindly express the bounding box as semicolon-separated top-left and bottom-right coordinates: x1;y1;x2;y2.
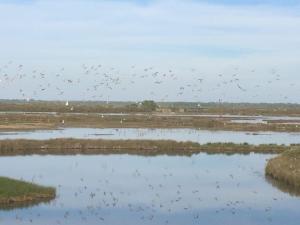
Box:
1;128;300;145
0;153;299;225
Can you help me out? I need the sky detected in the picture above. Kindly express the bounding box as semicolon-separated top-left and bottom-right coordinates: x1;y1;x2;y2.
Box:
0;0;300;103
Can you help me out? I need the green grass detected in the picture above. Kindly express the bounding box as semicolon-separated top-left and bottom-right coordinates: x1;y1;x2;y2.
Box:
0;177;55;205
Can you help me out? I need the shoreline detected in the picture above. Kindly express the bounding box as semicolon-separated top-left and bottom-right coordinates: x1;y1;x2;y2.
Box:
1;112;300;132
0;177;56;209
266;148;300;191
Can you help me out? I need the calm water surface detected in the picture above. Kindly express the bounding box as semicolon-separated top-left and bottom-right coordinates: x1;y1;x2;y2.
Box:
2;111;300;121
0;154;299;225
1;128;300;145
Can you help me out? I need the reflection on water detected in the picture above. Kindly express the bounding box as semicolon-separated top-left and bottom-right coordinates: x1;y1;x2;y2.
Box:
0;199;54;212
1;128;300;145
266;176;300;197
0;154;300;225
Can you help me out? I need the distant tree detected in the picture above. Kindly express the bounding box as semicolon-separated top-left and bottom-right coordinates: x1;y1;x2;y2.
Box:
140;100;158;112
126;103;139;112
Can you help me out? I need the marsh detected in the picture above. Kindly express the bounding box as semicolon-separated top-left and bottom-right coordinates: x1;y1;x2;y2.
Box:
1;153;300;225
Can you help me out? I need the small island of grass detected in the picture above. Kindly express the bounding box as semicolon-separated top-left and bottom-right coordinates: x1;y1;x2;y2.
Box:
0;177;56;209
266;148;300;190
0;138;291;156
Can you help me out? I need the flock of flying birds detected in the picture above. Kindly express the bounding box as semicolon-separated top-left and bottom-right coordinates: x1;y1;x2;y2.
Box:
0;61;293;102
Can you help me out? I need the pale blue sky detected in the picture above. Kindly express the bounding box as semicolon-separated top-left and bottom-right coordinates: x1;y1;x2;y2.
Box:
0;0;299;103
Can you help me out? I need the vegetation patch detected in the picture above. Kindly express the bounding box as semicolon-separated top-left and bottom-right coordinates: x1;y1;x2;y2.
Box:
1;112;300;132
266;148;300;191
0;177;56;209
0;139;291;156
1;100;300;116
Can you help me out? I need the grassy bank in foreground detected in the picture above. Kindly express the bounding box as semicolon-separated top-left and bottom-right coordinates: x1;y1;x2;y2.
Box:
0;177;55;209
0;139;292;156
266;148;300;190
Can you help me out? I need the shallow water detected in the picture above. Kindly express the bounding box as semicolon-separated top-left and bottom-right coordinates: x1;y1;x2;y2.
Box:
0;154;299;225
230;119;267;124
1;128;300;145
2;111;300;119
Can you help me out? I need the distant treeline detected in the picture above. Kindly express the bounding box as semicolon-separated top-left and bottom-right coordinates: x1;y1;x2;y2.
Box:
0;100;158;113
1;99;300;115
